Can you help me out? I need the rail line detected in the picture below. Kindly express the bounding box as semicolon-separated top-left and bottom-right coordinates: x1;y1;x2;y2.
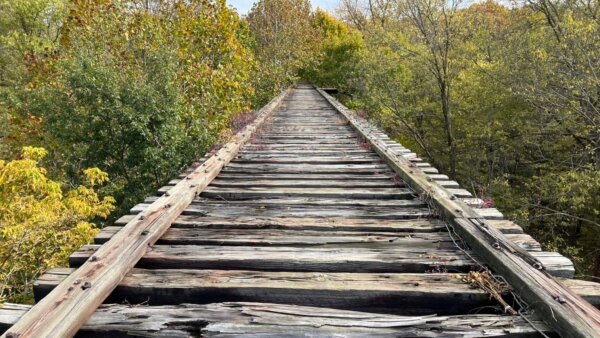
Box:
1;85;600;337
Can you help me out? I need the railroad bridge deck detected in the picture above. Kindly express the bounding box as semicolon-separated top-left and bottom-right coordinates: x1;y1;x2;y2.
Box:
2;85;600;337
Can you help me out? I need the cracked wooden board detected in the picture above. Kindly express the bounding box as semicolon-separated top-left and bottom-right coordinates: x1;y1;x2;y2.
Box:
0;302;553;337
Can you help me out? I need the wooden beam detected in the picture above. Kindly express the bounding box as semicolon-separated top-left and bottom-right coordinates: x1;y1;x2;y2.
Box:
117;214;449;232
92;227;541;251
68;244;570;276
316;87;600;337
32;269;491;314
32;269;600;313
1;88;291;338
69;244;476;273
0;302;552;337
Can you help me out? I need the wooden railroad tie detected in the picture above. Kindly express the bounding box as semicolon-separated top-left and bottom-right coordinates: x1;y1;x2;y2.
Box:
1;84;600;337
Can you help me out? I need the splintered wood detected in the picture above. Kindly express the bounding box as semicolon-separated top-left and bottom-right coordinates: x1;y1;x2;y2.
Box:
2;85;599;337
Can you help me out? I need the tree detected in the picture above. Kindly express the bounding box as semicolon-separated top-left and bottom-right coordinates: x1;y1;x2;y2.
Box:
327;0;600;275
12;0;255;215
0;147;114;302
247;0;319;100
521;0;600;171
0;0;67;159
300;9;364;91
403;0;461;175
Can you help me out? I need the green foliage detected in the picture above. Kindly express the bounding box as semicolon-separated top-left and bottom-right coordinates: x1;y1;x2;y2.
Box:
27;50;188;214
0;0;257;301
329;0;600;275
0;147;114;303
0;0;67;159
300;9;364;92
247;0;318;103
8;0;255;216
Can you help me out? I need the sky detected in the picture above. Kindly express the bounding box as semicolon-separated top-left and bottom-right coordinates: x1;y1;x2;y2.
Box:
227;0;339;15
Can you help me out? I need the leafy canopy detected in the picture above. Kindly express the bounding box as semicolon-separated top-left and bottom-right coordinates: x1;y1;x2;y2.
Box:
0;147;114;303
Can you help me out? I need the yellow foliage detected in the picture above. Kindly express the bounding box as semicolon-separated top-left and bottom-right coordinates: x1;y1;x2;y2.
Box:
0;147;115;303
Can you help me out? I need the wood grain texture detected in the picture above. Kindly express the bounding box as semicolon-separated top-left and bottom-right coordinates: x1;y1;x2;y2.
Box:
93;227;540;251
33;268;492;314
0;88;292;338
69;244;476;273
316;87;600;337
10;85;593;337
0;302;552;337
31;268;600;314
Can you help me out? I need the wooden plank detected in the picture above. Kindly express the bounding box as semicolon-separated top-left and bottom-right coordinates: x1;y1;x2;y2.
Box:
317;88;600;337
485;220;524;234
31;269;600;312
238;149;373;155
114;214;524;235
437;180;460;188
115;215;447;232
240;145;371;151
220;167;393;175
213;173;394;180
1;89;292;338
162;196;426;207
446;188;473;198
208;179;400;188
70;245;475;273
94;227;541;251
69;243;570;277
33;269;490;314
474;208;505;220
200;187;414;199
232;156;382;164
179;203;430;219
160;180;402;194
427;174;450;180
0;302;553;337
94;228;457;246
528;251;575;278
560;278;600;307
252;139;360;144
225;162;391;171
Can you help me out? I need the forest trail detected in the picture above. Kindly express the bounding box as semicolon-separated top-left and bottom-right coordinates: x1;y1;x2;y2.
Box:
1;85;600;337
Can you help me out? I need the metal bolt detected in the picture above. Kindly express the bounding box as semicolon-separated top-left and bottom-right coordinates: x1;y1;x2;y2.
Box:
81;282;92;290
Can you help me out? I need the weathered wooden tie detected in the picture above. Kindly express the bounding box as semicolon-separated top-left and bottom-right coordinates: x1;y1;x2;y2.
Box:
2;85;600;337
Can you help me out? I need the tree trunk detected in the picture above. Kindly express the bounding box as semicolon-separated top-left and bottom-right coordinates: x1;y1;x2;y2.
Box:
440;81;456;175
